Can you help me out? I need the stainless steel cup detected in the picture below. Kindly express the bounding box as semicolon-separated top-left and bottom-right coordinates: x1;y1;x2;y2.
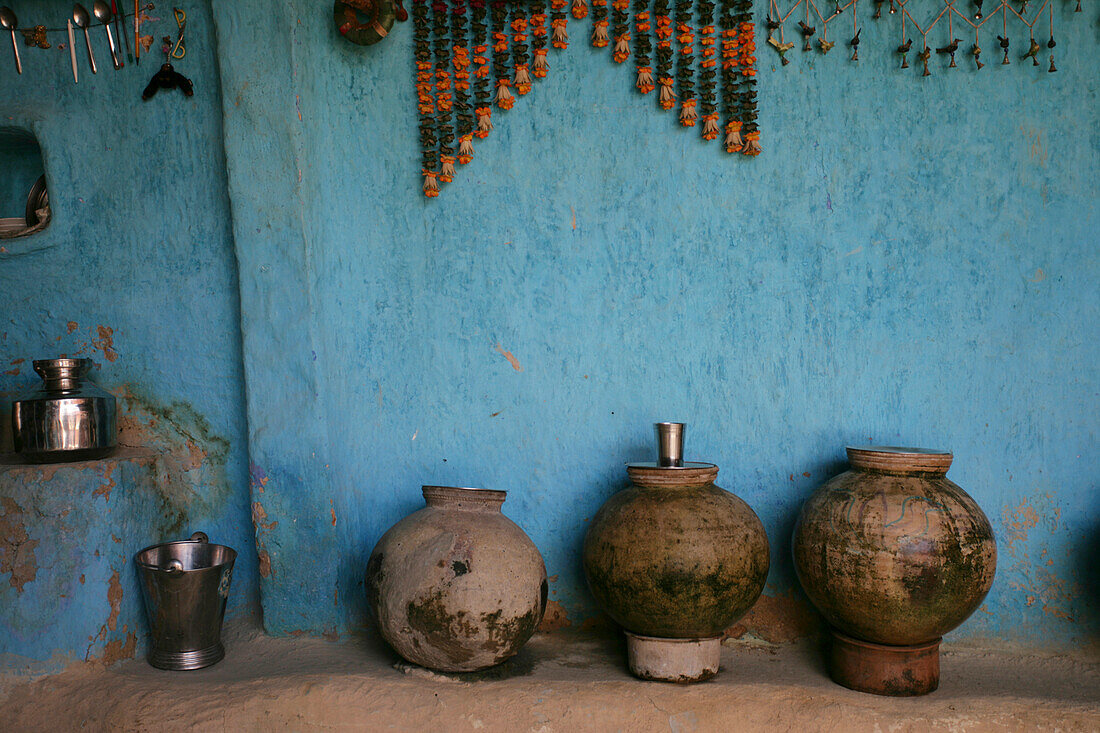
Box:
134;532;236;670
655;422;685;467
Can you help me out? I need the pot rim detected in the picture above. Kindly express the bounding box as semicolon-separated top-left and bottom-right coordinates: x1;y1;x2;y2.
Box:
421;485;507;503
134;537;238;571
846;446;952;474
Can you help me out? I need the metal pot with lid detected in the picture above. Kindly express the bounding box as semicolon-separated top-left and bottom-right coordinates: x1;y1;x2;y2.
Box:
11;358;117;463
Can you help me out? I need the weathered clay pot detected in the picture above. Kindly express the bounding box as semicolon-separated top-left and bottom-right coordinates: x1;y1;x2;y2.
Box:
583;424;770;682
365;486;547;673
792;446;997;696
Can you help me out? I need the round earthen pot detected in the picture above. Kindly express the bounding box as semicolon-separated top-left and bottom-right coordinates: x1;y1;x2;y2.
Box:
792;447;997;646
583;463;770;639
365;486;547;673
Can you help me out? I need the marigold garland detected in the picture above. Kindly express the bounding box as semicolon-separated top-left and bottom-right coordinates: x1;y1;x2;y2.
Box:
512;11;531;95
733;0;758;155
471;0;493;139
612;0;631;63
452;0;475;164
491;1;514;110
697;0;717;140
634;0;653;93
550;0;569;49
674;0;696;127
654;0;674;109
530;1;549;78
414;0;439;197
719;0;740;152
592;0;610;48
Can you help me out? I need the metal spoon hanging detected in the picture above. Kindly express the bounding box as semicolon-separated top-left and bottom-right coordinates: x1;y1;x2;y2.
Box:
93;1;123;69
0;6;21;75
73;4;97;74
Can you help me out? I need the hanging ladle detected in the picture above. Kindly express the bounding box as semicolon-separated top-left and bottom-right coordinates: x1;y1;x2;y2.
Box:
0;6;20;75
72;4;97;74
93;1;122;69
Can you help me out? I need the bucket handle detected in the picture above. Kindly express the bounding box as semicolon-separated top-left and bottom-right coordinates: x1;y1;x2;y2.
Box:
190;531;208;544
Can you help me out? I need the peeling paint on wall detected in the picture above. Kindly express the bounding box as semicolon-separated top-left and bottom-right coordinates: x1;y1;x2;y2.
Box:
0;496;38;593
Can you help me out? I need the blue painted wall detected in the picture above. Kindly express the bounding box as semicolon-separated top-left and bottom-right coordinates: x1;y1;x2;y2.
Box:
213;2;1098;652
1;0;1096;672
0;0;256;673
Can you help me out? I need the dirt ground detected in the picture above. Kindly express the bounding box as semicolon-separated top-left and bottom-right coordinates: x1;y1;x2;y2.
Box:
3;624;1098;732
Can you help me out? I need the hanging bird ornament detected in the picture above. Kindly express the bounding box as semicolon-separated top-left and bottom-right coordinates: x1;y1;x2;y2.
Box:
798;21;815;52
918;44;931;76
1022;38;1040;66
936;38;961;68
849;27;860;61
897;38;911;68
768;35;795;64
998;35;1010;64
972;43;983;69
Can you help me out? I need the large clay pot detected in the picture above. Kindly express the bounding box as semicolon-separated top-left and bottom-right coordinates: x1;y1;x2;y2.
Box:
792;446;997;696
583;423;770;682
366;485;547;673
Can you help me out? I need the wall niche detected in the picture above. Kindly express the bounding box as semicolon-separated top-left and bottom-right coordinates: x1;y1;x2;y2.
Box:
0;127;50;239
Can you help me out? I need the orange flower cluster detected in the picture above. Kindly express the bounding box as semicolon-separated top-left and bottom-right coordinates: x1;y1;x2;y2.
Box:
701;113;719;140
724;119;743;152
742;129;760;155
531;12;548;69
495;78;515;109
571;0;588;19
722;21;754;77
436;66;452;113
475;106;493;139
473;45;490;79
657;76;675;109
493;31;508;54
416;61;435;116
613;32;631;63
737;21;755;77
655;14;672;48
676;24;693;56
454;45;471;93
699;25;716;70
550;0;569;49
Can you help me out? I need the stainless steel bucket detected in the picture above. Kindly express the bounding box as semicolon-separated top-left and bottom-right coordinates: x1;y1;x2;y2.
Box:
134;532;236;671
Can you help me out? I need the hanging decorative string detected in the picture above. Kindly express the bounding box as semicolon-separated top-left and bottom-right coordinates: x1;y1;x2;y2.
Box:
719;0;741;151
414;0;440;196
697;0;718;139
634;0;655;93
414;1;574;198
612;0;631;62
654;0;675;109
512;6;531;95
552;0;570;49
764;0;1081;75
531;0;550;78
592;0;610;47
675;0;697;127
734;0;759;154
452;0;475;165
433;1;456;184
491;0;514;109
471;0;493;138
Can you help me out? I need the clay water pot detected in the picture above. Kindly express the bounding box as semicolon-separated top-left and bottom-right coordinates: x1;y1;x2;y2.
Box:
365;486;547;673
792;446;997;696
583;424;770;682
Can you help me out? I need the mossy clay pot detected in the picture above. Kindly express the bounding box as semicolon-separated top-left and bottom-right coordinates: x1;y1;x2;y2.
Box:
793;447;997;646
366;486;547;673
583;463;770;639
